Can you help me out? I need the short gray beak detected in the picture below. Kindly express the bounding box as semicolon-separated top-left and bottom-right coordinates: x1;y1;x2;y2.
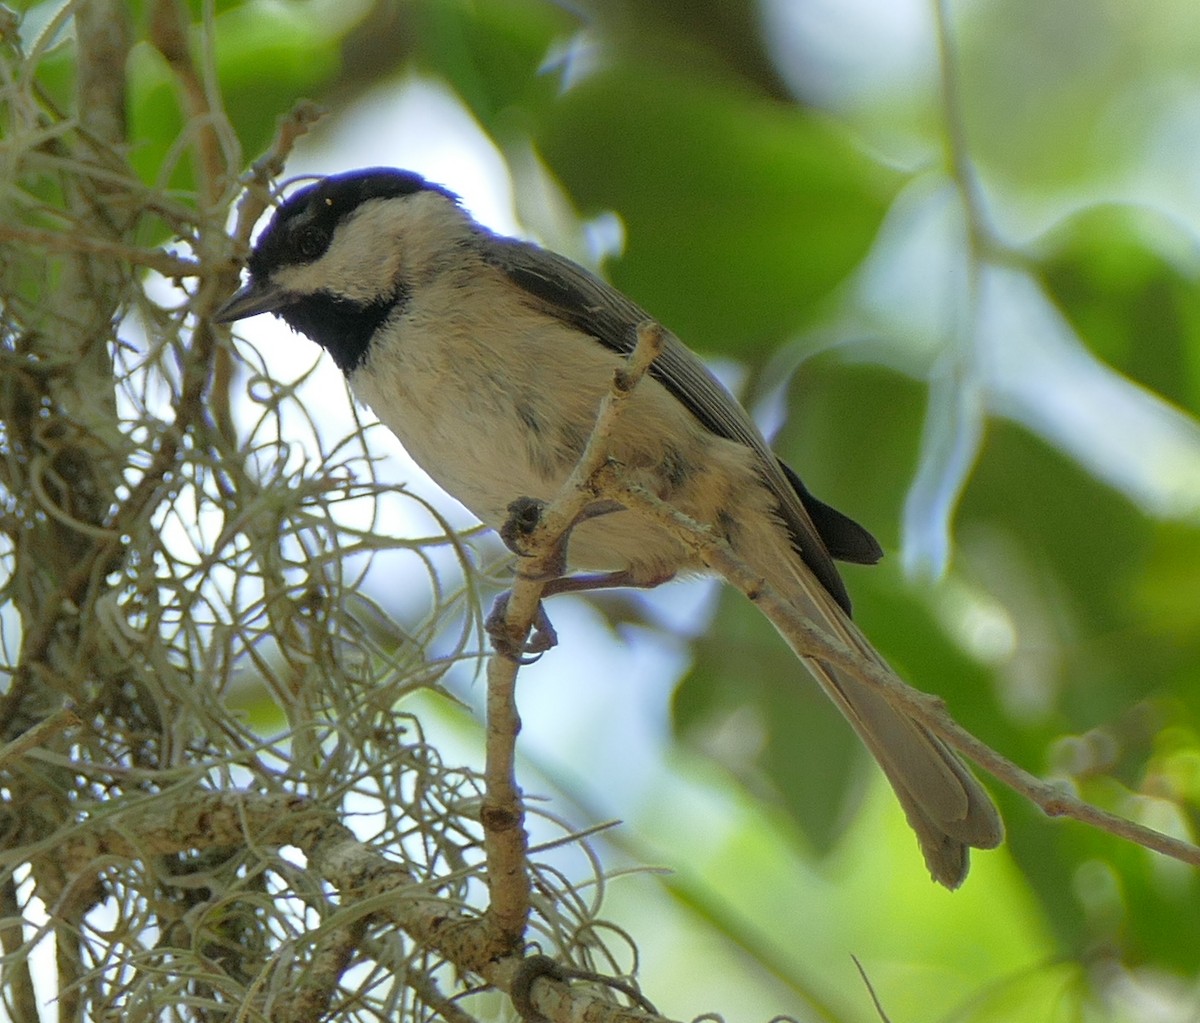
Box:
212;279;292;323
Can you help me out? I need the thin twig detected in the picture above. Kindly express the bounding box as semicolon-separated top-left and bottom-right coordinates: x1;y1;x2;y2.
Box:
0;221;199;276
598;477;1200;871
231;101;326;249
3;98;324;730
0;878;40;1023
403;967;483;1023
479;322;666;951
480;646;531;949
149;0;227;207
495;320;666;653
0;706;81;769
851;956;893;1023
150;0;241;445
933;0;995;256
35;747;676;1021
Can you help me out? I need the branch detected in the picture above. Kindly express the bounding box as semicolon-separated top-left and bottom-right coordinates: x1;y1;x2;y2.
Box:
0;706;81;770
231;101;326;250
149;0;228;208
44;788;678;1019
4;102;326;731
479;322;667;951
480;648;531;949
295;811;679;1023
932;0;996;256
425;284;1197;875
594;477;1200;871
491;321;668;652
0;222;199;276
0;877;40;1023
272;917;369;1023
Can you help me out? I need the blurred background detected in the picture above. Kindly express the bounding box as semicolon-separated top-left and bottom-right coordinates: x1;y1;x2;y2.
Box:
18;0;1200;1019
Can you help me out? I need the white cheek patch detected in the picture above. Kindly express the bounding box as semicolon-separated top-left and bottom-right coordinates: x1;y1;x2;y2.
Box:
271;192;471;305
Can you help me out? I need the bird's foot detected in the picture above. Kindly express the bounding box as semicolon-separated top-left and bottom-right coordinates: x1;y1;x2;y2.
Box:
485;592;559;664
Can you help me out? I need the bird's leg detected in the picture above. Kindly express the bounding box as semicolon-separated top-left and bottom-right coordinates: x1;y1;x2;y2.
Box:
486;496;672;661
485;592;560;664
486;495;595;662
498;496;623;573
485;567;675;662
540;569;674;597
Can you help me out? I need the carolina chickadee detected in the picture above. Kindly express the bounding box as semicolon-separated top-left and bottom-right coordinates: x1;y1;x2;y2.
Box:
214;167;1002;887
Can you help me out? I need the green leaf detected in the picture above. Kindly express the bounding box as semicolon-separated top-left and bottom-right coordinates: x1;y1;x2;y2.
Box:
403;0;573;131
536;64;896;356
1039;203;1200;413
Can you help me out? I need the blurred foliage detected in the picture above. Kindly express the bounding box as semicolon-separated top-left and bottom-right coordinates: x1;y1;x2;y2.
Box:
11;0;1199;1018
538;66;895;353
1040;203;1200;410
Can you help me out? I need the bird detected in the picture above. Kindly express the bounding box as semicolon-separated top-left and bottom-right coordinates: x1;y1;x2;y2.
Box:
213;166;1003;887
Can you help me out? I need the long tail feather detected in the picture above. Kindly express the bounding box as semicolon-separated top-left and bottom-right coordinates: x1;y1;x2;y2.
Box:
774;562;1003;887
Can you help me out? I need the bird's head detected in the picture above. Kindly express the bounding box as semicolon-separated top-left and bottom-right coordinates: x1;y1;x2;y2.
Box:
214;167;470;372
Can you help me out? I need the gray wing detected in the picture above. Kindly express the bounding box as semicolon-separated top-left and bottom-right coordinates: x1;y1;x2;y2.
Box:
481;235;882;615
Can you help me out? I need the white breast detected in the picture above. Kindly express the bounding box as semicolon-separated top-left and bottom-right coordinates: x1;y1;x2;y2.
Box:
347;269;781;584
348;279;620;528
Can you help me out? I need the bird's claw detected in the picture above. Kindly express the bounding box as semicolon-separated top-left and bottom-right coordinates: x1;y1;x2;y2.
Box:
485;592;559;664
499;497;549;558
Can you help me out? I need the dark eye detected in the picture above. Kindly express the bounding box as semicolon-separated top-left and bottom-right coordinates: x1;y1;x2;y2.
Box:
295;225;328;260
